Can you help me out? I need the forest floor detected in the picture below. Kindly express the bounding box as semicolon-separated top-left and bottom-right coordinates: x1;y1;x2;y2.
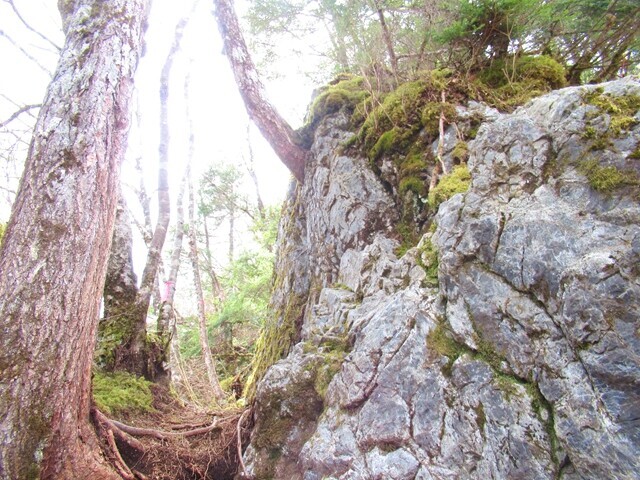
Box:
95;383;252;480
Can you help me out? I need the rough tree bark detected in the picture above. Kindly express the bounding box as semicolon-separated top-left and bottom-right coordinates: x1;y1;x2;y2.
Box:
188;174;226;401
0;0;149;478
212;0;307;182
202;215;226;301
98;194;144;374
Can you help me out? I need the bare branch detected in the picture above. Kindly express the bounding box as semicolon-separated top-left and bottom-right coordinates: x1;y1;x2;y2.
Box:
3;0;62;51
0;104;41;129
0;29;52;75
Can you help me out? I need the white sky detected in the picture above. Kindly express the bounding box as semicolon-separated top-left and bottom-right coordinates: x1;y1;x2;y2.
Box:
0;0;321;283
0;0;318;218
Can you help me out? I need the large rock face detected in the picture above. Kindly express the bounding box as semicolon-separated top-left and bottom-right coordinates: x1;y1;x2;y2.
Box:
242;77;640;479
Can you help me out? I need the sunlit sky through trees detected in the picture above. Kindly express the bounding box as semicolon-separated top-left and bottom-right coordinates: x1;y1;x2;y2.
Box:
0;0;318;241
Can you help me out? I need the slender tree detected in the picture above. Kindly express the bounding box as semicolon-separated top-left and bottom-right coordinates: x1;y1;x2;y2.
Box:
132;12;192;370
0;0;149;477
213;0;307;182
188;173;226;401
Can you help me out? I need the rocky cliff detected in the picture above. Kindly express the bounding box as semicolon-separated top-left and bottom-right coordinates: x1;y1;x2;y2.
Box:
242;77;640;479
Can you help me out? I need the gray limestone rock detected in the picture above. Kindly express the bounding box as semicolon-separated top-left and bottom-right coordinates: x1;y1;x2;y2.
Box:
242;78;640;479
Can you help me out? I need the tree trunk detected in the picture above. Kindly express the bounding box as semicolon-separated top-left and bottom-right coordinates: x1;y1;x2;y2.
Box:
372;0;399;80
131;13;191;380
98;193;146;375
245;124;266;221
202;214;225;301
157;167;187;336
229;200;235;264
188;174;226;401
212;0;307;182
0;0;149;478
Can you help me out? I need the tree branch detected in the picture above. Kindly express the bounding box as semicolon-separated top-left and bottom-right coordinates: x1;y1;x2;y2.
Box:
0;29;52;75
0;104;41;129
3;0;62;51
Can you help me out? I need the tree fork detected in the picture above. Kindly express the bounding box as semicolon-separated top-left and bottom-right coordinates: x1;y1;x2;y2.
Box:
212;0;307;182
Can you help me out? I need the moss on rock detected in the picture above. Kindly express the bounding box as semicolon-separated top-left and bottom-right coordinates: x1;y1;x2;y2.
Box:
428;165;471;210
578;159;639;194
473;55;567;111
417;236;439;287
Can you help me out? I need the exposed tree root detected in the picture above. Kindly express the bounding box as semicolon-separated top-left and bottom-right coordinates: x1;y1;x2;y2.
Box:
91;388;253;480
236;409;250;477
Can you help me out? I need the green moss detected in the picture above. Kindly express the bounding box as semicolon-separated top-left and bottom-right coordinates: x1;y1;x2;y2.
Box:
314;349;347;398
298;75;371;146
610;115;638;135
428;165;471;210
399;176;425;196
475;403;486;433
95;305;142;371
481;55;567;90
420;101;458;136
582;125;597;139
583;89;640;117
360;80;429;149
473;55;567;111
578;159;639;193
243;291;306;403
589;137;612;151
395;220;422;257
417;237;439;287
306;75;370;126
452;141;469;163
369;128;400;160
243;198;309;403
427;322;465;376
493;371;524;399
92;371;153;416
628;146;640;160
399;152;427;175
330;282;354;292
475;335;505;371
582;89;640;141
